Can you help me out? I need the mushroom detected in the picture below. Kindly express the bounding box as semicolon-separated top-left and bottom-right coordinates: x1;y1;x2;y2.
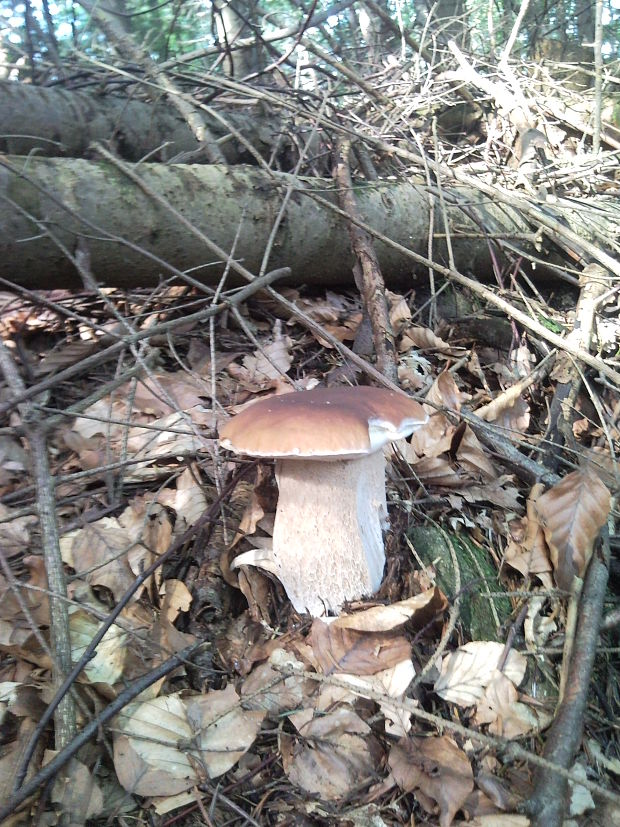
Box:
219;386;427;616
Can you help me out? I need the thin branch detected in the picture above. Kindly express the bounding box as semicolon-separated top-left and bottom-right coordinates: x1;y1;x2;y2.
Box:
0;343;76;751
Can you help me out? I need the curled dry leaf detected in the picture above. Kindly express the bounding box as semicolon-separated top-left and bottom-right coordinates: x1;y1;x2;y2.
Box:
306;591;443;677
534;469;611;591
387;291;412;333
308;622;411;677
503;489;553;587
399;326;462;356
475;392;530;433
60;519;150;603
160;579;192;624
473;670;548;738
336;658;416;737
434;641;527;707
331;590;444;633
389;735;474;827
426;370;466;411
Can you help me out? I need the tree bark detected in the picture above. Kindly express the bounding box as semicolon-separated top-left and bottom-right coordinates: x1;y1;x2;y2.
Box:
0;80;279;163
0;155;597;289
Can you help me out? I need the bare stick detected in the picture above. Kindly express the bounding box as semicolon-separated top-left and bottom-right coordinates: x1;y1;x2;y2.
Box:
525;529;611;826
0;642;203;822
332;138;397;382
0;343;76;750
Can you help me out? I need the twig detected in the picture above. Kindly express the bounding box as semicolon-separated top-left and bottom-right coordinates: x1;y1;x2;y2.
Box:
302;187;620;388
12;460;256;792
0;343;76;750
276;663;620;806
0;267;289;417
543;263;611;473
524;527;612;826
332;137;397;381
0;642;204;823
77;0;225;163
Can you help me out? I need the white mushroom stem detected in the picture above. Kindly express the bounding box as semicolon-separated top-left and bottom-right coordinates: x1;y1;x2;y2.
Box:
272;451;388;616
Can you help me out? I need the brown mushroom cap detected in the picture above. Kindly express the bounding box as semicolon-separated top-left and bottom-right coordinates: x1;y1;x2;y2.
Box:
219;386;427;460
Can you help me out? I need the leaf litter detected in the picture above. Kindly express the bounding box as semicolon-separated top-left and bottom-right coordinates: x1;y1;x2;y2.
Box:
0;279;616;827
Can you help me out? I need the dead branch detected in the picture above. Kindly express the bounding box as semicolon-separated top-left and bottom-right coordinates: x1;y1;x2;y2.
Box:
333;138;397;381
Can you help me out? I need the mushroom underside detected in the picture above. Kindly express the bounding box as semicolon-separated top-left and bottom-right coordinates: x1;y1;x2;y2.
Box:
270;451;388;615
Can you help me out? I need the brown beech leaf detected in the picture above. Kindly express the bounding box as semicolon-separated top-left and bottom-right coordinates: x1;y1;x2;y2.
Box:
473;670;545;738
534;469;611;591
387;291;412;332
307;592;443;676
434;641;526;707
389;735;474;827
503;488;553;586
51;756;104;822
241;649;309;715
426;370;465;411
283;707;379;800
114;687;264;797
399;326;462;356
308;621;411;676
476;392;530;433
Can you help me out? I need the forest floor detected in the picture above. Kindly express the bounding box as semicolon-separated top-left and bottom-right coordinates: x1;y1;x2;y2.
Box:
0;272;618;826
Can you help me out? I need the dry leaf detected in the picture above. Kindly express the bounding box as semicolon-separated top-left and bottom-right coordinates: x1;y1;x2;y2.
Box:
131;371;210;415
331;590;444;633
241;649;309;714
504;492;553;585
0;506;35;556
473;670;543;738
476;392;530;433
51;756;104;822
160;580;192;624
400;327;461;356
283;707;378;800
387;292;412;332
426;370;466;411
0;718;40;808
456;426;497;481
60;519;148;603
308;621;411;676
113;695;196;797
336;658;416;736
185;684;265;778
70;609;128;687
389;735;474;826
534;469;611;591
114;687;264;796
229;321;293;390
434;642;526;707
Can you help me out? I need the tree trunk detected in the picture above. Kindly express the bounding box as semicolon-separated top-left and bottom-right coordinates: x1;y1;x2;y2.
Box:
0;155;594;289
0;80;280;164
213;0;263;77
